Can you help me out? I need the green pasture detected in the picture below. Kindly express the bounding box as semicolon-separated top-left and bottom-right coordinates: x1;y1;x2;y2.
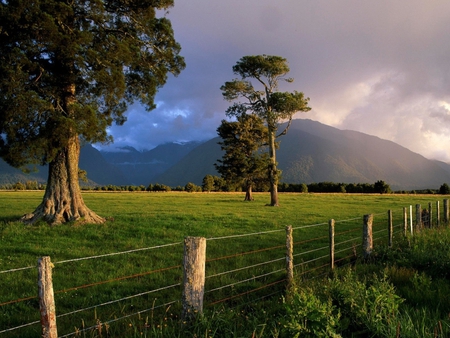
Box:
0;191;447;337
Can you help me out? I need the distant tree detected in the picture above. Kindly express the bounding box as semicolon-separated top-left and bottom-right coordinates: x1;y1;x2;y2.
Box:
439;183;450;195
0;1;185;225
185;182;200;193
202;175;216;192
221;55;311;206
374;180;391;194
215;114;269;201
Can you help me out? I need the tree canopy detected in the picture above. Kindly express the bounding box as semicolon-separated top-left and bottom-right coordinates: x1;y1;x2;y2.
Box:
215;114;269;201
221;55;310;205
0;0;185;224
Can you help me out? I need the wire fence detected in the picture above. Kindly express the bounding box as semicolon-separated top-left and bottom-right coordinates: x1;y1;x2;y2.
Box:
1;200;448;338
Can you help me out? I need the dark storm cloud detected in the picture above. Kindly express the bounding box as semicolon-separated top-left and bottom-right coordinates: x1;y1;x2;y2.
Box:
99;0;450;162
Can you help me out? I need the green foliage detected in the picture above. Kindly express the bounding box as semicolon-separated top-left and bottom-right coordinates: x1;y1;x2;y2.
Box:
283;288;342;337
283;268;405;338
374;179;392;194
215;114;269;194
202;174;216;192
0;0;185;168
439;183;450;194
326;269;403;336
221;55;311;204
185;182;201;192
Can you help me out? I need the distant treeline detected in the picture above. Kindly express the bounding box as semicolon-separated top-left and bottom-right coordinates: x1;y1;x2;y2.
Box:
3;179;450;195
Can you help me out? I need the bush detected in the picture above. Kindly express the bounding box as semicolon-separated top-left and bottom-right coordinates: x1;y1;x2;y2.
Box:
283;268;403;338
283;287;341;337
185;182;201;193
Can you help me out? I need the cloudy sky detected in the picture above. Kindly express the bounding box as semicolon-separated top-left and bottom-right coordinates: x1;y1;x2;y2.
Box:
99;0;450;162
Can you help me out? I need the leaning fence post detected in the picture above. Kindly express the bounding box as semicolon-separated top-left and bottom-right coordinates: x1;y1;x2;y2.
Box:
388;210;393;248
285;225;294;293
182;236;206;321
415;204;422;231
38;256;58;338
403;207;408;236
363;214;373;260
444;199;449;224
329;219;335;271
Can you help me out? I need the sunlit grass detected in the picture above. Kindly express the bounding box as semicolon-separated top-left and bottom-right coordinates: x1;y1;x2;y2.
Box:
0;191;447;337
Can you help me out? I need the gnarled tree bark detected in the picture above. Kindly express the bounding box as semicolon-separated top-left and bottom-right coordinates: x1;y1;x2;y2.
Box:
22;135;105;225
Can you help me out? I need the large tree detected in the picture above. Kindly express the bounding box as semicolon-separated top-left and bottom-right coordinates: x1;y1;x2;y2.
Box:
0;0;185;224
221;55;310;206
215;114;269;201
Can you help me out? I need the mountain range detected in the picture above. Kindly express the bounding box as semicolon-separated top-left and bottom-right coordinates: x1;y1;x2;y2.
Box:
1;119;450;190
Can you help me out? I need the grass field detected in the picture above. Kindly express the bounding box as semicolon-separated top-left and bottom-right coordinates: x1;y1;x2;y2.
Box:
0;191;447;337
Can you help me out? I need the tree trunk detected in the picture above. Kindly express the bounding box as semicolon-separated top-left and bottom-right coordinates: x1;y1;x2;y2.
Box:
22;135;105;225
267;128;279;206
244;184;254;201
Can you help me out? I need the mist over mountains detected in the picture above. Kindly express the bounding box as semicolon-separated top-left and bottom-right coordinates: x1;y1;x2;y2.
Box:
2;119;450;190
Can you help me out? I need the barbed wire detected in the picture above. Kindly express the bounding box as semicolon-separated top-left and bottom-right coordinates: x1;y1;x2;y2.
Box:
54;242;182;265
335;236;360;247
293;245;328;258
0;265;35;274
0;319;40;335
292;222;328;230
57;283;181;319
53;265;181;295
206;268;285;294
206;243;284;263
295;253;328;268
208;279;286;306
58;300;180;338
207;227;285;241
207;257;284;280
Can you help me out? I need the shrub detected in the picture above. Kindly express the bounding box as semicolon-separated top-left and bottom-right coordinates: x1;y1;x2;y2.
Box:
283;287;341;337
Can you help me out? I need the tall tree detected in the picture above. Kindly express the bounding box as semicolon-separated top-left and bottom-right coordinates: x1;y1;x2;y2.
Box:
0;0;185;224
221;55;311;206
215;114;269;201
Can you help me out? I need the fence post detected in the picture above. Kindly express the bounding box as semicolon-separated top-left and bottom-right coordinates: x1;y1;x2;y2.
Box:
415;204;422;231
182;237;206;321
285;225;294;293
410;205;413;235
329;219;335;271
388;210;393;248
444;199;449;224
436;201;440;227
363;214;373;260
429;202;433;227
403;207;408;236
38;256;58;338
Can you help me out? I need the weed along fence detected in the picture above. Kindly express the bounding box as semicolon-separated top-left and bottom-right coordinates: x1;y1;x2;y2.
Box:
1;199;449;337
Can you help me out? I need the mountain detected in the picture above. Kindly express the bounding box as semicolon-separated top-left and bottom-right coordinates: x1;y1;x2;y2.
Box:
99;141;201;185
154;119;450;190
0;144;127;187
1;119;450;190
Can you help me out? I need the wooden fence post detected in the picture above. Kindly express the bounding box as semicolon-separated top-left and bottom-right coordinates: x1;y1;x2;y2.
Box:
329;219;335;271
182;237;206;321
429;202;433;227
444;199;449;224
363;214;373;260
436;201;440;227
388;210;393;248
285;225;294;292
415;204;422;231
38;256;58;338
410;205;413;235
403;207;408;236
